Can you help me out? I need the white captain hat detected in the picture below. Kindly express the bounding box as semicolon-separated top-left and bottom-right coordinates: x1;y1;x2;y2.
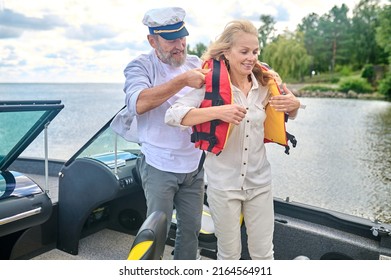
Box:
142;7;189;40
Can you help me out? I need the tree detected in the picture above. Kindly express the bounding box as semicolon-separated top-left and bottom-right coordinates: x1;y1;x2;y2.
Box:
298;5;353;74
375;3;391;56
187;42;208;58
351;0;387;68
376;3;391;97
262;31;311;81
317;4;352;73
298;13;322;74
258;14;276;60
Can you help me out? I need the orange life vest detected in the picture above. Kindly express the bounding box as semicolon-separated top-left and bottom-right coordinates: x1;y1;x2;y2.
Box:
191;59;296;155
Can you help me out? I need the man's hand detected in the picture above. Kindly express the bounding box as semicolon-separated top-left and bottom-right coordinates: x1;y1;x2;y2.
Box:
184;68;210;89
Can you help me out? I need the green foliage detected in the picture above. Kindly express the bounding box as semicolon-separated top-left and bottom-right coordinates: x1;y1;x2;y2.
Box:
335;65;353;76
258;14;276;51
296;1;388;75
375;4;391;98
300;85;336;92
262;32;311;81
375;4;391;56
351;0;387;68
187;42;208;58
378;72;391;98
338;77;373;93
304;72;340;83
300;4;353;73
361;64;376;84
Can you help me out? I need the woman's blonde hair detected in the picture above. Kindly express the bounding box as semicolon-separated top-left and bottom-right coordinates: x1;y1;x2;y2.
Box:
201;19;272;86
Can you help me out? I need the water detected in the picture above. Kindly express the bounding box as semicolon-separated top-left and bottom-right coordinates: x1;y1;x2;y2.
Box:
1;83;390;224
0;83;125;160
266;98;391;223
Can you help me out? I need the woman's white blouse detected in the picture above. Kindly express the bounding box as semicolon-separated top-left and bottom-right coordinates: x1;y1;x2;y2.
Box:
165;73;272;191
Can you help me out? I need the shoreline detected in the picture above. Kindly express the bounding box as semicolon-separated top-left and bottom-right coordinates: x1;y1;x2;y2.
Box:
287;83;389;101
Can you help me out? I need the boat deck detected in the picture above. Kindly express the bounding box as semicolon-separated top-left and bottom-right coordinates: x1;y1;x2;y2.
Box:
21;170;211;260
31;228;211;260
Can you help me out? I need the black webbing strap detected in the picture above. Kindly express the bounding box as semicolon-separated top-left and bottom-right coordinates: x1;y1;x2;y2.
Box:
197;151;206;173
283;112;297;155
205;60;224;106
284;132;297;155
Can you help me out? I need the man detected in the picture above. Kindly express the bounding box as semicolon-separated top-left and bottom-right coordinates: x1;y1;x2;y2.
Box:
118;7;207;259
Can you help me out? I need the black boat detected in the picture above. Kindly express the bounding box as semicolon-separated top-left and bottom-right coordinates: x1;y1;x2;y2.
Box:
1;100;390;260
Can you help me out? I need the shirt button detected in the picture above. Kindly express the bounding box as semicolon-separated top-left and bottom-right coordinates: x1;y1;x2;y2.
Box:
245;148;248;151
246;135;249;137
247;120;249;123
243;162;246;165
241;174;244;176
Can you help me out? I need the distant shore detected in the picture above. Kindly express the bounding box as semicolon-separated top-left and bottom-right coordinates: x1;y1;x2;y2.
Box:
287;83;388;101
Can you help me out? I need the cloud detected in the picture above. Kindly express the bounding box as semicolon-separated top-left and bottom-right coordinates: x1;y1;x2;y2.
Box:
0;8;67;31
45;49;78;61
274;5;290;22
0;45;26;67
91;40;149;52
65;24;118;41
0;26;22;38
0;7;67;41
226;1;291;24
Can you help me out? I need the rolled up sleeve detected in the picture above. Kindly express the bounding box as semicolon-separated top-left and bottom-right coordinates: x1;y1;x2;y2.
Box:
123;57;153;116
165;87;205;129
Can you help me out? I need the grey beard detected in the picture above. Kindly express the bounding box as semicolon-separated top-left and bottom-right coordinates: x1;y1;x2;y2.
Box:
156;47;186;67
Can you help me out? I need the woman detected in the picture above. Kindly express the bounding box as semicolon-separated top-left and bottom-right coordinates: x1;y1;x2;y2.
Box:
165;20;301;260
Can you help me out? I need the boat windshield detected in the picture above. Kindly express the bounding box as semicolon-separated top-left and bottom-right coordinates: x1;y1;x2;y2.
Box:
64;113;140;168
0;101;64;171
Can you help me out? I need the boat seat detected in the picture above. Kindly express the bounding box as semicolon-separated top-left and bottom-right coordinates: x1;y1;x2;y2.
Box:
127;211;167;260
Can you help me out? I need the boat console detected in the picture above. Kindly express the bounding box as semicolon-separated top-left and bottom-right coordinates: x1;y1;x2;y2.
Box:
57;118;146;255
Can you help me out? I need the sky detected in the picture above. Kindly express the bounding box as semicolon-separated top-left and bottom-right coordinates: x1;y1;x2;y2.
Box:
0;0;388;83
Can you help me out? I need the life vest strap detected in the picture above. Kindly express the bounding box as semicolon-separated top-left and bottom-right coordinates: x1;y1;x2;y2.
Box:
283;132;297;155
205;59;224;106
191;120;220;153
191;132;217;146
